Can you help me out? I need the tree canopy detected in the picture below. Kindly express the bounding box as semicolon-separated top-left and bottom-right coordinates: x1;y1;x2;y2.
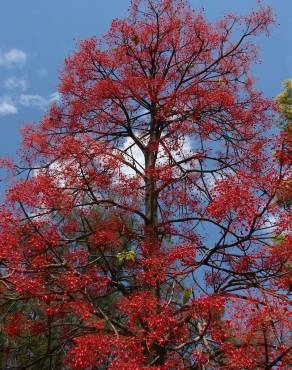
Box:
0;0;291;368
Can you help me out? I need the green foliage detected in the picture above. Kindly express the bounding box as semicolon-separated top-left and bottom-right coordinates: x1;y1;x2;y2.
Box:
275;80;292;210
182;288;192;304
276;79;292;127
117;250;136;264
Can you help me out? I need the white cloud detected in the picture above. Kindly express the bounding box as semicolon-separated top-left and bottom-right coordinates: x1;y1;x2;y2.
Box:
120;137;145;177
50;91;61;103
0;96;18;115
18;93;48;108
4;77;27;91
0;49;27;68
18;92;60;110
118;135;194;178
0;92;61;116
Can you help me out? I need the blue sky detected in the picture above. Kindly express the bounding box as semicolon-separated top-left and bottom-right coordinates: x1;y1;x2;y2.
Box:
0;0;291;160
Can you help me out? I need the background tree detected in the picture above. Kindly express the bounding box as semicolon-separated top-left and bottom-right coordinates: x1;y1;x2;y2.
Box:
0;0;291;369
277;79;292;126
276;79;292;209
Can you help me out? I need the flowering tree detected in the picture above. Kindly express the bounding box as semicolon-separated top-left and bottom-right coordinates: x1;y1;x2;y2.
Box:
0;0;291;368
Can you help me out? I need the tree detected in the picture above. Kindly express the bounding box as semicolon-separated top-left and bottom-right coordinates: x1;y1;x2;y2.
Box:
276;79;292;209
0;0;291;368
277;79;292;127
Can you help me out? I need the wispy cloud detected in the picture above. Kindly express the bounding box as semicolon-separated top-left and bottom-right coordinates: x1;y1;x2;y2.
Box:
4;77;27;91
0;97;18;115
50;92;61;103
0;92;60;116
0;48;27;68
18;94;48;109
18;92;60;110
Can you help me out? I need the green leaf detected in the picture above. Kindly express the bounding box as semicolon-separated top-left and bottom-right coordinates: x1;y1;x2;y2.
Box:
117;250;136;264
182;288;192;304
